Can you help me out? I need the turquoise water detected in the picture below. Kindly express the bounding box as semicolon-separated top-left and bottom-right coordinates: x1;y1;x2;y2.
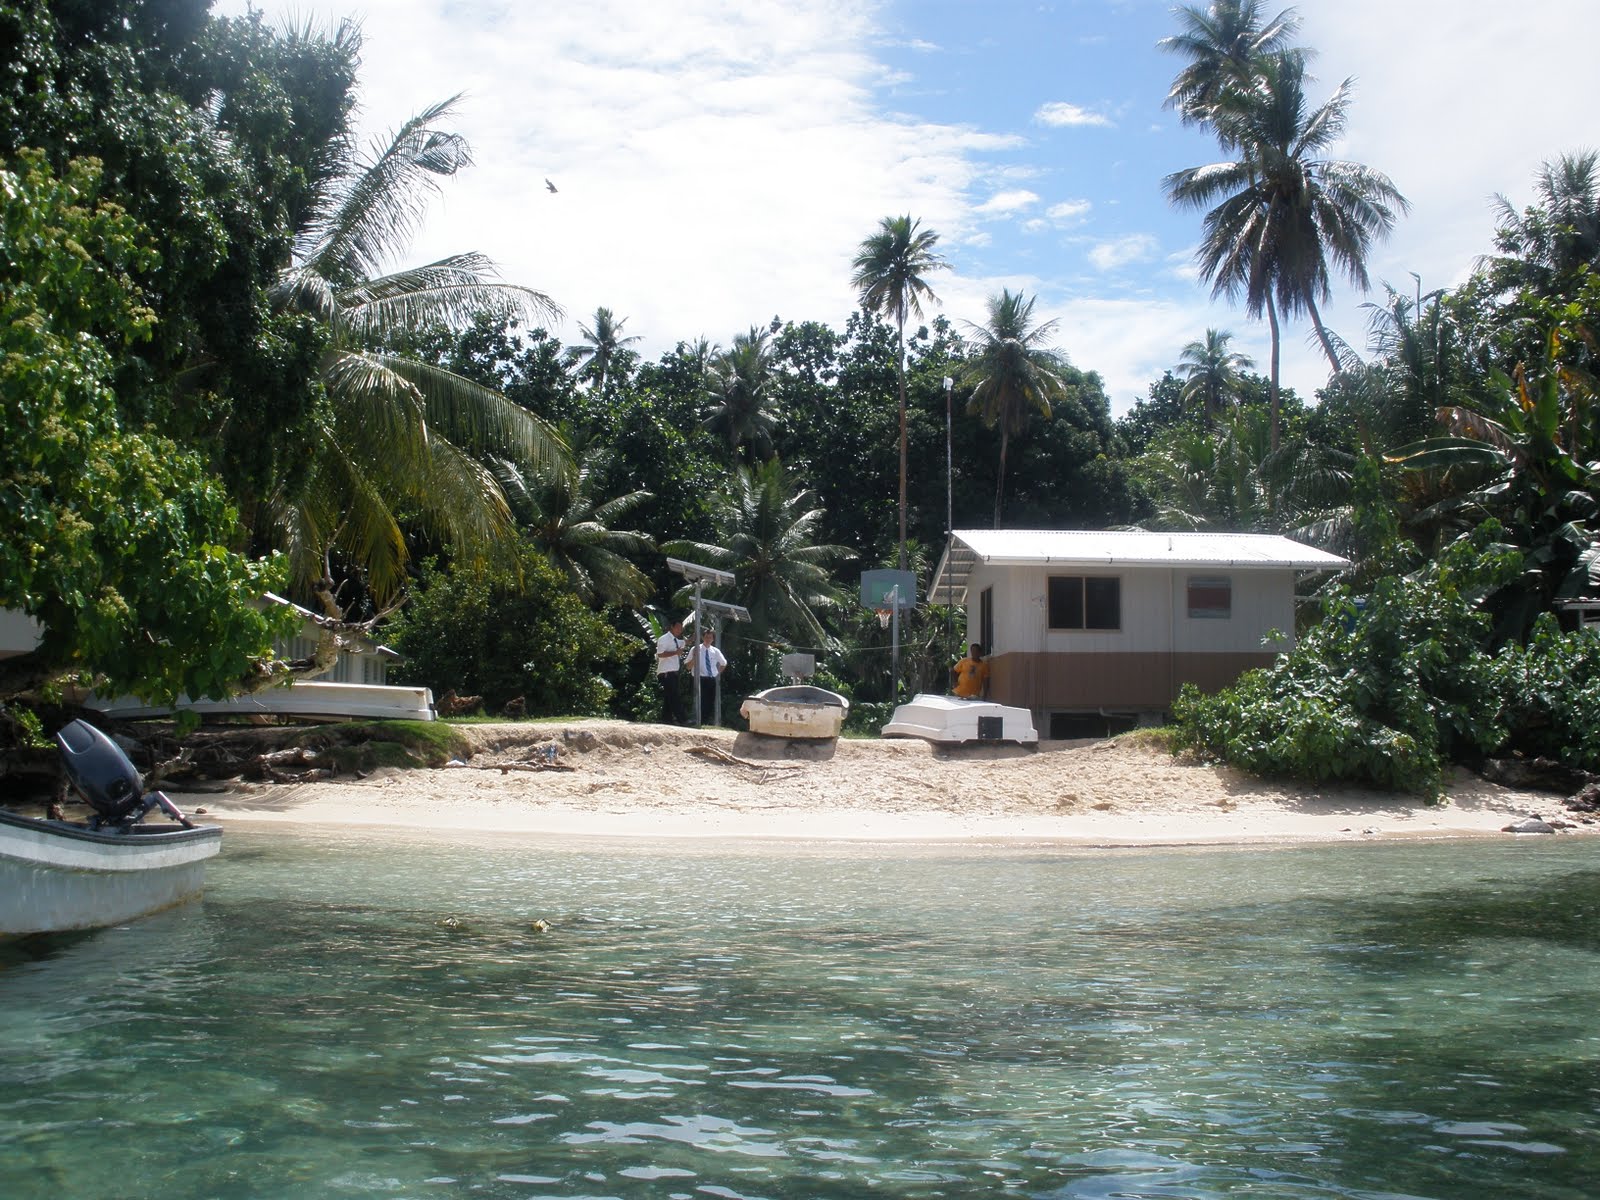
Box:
1;830;1597;1199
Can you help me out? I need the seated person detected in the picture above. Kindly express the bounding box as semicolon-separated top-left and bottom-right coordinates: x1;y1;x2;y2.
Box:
951;643;989;699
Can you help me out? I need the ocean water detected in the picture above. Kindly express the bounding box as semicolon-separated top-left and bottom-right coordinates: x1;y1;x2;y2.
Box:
0;828;1597;1200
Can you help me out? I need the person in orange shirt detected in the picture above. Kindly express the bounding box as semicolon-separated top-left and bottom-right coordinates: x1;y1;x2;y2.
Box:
951;643;989;699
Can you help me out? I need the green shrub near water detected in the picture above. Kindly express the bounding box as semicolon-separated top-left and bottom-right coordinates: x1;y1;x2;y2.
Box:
1169;531;1600;796
384;547;633;716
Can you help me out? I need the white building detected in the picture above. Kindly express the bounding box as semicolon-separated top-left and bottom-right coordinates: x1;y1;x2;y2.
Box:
929;529;1349;737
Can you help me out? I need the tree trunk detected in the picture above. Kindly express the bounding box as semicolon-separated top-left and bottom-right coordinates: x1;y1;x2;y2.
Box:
1306;295;1344;376
896;317;908;572
993;427;1009;527
1266;294;1282;454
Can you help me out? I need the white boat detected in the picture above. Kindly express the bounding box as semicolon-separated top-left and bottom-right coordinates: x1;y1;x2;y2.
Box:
740;685;850;739
0;718;222;936
881;693;1039;744
87;680;436;723
0;810;221;936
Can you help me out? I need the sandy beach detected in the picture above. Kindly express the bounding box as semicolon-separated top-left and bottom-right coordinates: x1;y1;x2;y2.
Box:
195;720;1589;846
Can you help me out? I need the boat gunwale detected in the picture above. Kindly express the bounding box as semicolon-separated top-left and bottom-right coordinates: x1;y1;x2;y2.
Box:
0;808;222;848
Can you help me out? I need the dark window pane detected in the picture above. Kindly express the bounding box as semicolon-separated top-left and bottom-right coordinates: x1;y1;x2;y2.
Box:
1084;577;1120;629
1187;575;1231;618
1047;576;1083;629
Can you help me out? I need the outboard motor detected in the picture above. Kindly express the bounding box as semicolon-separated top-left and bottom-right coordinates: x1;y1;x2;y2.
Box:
55;719;193;831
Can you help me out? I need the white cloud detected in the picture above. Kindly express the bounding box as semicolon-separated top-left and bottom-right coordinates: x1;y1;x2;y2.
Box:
1089;234;1159;272
1034;100;1113;128
1046;199;1092;223
974;189;1040;216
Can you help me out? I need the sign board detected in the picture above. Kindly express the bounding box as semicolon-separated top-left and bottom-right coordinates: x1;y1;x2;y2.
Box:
859;568;916;610
780;653;815;680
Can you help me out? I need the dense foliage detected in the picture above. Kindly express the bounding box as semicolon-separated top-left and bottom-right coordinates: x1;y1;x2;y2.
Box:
0;151;293;702
3;0;1596;803
384;549;631;717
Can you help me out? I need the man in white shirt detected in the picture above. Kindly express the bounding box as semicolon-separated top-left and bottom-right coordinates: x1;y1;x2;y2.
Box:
685;629;729;726
654;619;687;724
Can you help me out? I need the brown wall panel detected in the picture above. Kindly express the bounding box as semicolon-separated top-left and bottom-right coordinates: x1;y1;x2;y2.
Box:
988;651;1275;711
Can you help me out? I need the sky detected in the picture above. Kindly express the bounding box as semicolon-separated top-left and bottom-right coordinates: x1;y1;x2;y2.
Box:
214;0;1600;415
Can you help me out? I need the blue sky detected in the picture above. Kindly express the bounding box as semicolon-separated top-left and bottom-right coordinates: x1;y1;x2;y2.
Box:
217;0;1600;414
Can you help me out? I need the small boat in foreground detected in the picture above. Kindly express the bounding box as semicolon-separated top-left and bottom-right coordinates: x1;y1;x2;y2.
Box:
0;720;221;936
740;685;850;739
881;693;1039;745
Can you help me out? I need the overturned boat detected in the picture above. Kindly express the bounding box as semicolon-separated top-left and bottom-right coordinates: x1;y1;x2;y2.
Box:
740;685;850;740
0;721;221;936
881;693;1038;745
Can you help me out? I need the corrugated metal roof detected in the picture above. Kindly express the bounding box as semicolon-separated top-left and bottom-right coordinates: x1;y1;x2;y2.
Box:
929;529;1349;607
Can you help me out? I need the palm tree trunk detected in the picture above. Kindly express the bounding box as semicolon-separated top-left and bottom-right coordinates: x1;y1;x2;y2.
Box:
1266;294;1282;454
994;426;1009;527
896;317;908;572
1306;295;1344;376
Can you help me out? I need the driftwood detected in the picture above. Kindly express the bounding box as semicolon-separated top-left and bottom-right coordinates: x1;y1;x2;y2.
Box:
444;758;574;774
683;745;802;773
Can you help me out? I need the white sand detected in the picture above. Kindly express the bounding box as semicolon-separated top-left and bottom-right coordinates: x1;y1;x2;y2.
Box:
194;720;1587;847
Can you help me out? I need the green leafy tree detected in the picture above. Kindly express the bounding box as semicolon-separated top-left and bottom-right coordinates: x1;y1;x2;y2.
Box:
702;325;779;463
1159;0;1302;128
1164;48;1407;448
664;460;854;664
495;434;656;609
264;94;566;605
961;289;1072;526
385;548;632;715
0;152;294;703
1175;328;1254;420
851;215;947;570
0;4;360;497
568;305;641;401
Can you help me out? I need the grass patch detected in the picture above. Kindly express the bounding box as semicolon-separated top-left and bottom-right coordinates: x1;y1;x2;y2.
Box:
1116;726;1179;753
333;720;472;767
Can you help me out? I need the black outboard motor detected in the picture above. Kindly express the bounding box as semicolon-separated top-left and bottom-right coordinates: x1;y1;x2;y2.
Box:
55;719;193;831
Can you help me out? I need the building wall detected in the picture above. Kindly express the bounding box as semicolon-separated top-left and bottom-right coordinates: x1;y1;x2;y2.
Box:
964;563;1296;712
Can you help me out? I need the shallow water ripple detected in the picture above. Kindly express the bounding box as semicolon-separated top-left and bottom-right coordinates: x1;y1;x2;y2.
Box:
0;834;1597;1198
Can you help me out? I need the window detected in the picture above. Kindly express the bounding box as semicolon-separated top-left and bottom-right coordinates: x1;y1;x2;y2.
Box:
979;586;994;654
1048;576;1120;630
1187;575;1232;619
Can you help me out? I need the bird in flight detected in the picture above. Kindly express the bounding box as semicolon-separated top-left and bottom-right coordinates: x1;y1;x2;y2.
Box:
545;178;558;193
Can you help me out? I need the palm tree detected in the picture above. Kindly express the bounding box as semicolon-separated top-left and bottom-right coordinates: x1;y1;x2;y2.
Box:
1164;51;1408;449
569;306;641;400
1488;151;1600;298
1175;328;1255;420
494;433;655;609
850;215;947;571
702;326;778;463
1159;0;1303;128
961;290;1072;527
663;459;852;654
267;95;566;605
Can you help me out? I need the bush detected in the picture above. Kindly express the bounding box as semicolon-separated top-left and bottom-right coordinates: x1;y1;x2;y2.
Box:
1171;533;1522;796
1490;616;1600;772
385;546;633;716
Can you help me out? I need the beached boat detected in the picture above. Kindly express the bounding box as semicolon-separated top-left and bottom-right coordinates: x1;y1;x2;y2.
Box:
0;720;221;936
0;811;221;936
881;693;1039;745
86;679;436;723
740;685;850;739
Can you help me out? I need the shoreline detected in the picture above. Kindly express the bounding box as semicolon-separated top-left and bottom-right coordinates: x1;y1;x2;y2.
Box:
192;720;1589;849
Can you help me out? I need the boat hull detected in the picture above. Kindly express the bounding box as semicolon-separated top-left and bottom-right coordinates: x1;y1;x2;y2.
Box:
740;686;849;739
86;680;436;723
882;693;1039;744
0;810;222;935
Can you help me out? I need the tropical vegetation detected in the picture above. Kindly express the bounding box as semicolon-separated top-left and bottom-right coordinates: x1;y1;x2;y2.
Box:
3;0;1597;798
